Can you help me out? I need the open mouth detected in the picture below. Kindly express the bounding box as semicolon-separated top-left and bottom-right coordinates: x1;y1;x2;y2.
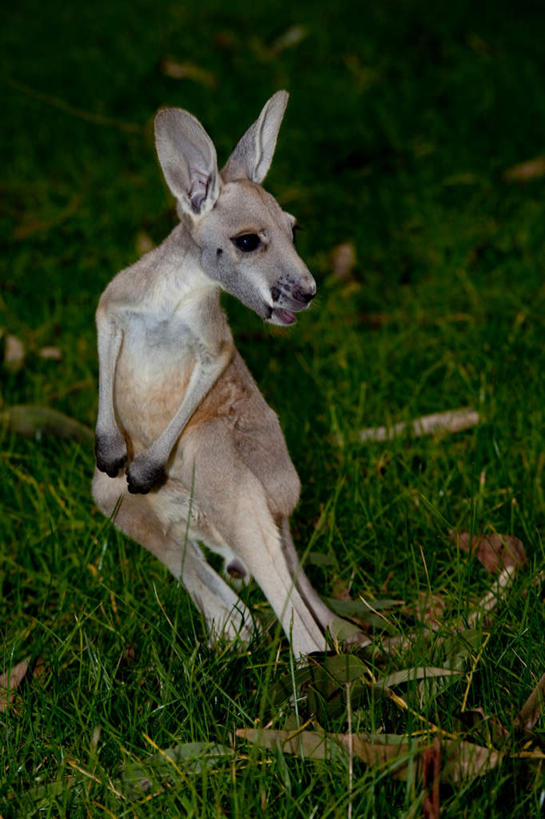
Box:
270;307;297;325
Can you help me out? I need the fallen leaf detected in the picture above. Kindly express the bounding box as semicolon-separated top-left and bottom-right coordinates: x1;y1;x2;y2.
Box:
451;531;527;574
380;667;462;689
270;653;368;712
136;231;154;256
359;407;479;443
0;657;30;712
306;551;336;568
331;575;353;601
330;242;356;280
360;312;389;329
120;741;232;798
456;707;510;747
409;592;446;629
4;334;25;372
325;597;400;632
466;568;516;627
423;737;441;819
0;405;93;444
442;172;479;186
503;156;545;182
39;346;62;361
514;672;545;732
271;25;308;54
161;58;216;88
32;656;48;680
237;728;503;783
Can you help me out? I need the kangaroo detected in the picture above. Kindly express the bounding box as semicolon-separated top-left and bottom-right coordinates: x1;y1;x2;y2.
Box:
92;91;355;656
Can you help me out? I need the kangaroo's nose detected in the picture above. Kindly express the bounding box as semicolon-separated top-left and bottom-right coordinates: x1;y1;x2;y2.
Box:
292;284;315;305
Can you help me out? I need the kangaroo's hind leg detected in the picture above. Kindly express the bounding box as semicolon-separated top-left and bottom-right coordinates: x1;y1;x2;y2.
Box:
92;470;256;645
179;427;333;656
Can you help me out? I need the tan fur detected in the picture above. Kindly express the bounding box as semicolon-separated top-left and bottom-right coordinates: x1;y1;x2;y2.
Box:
93;92;359;656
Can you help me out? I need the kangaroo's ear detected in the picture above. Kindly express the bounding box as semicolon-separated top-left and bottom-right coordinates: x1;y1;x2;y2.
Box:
154;108;219;217
221;90;289;184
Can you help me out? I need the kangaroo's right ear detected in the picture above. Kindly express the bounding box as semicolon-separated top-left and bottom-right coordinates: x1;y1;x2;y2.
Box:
154;108;220;217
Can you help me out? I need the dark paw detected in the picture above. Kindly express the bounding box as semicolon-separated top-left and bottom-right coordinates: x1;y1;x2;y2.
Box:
95;430;127;477
126;455;166;494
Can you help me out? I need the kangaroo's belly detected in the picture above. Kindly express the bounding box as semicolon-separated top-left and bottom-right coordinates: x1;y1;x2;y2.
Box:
114;317;195;446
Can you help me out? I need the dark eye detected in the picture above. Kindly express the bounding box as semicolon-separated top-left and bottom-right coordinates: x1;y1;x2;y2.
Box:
292;223;301;245
232;234;261;252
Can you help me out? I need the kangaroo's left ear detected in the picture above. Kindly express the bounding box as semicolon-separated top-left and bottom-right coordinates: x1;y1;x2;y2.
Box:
221;90;289;184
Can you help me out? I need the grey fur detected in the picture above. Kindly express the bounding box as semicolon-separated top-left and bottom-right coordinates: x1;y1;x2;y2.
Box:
92;93;362;656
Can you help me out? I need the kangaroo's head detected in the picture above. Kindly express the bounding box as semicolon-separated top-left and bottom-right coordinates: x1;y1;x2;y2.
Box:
154;91;316;326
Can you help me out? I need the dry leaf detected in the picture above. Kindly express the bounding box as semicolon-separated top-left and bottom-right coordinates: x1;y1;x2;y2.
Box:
161;58;216;88
451;531;527;574
331;575;353;601
514;672;545;732
0;405;93;444
121;741;232;798
136;231;154;256
503;156;545;183
466;568;516;628
359;407;479;443
39;346;62;361
330;242;356;280
271;25;307;54
0;658;30;712
457;707;510;747
411;592;446;630
423;737;441;819
4;335;25;372
32;656;48;680
380;667;462;689
237;728;503;783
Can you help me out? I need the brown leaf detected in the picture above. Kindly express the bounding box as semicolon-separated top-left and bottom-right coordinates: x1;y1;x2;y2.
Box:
331;575;353;601
39;346;62;361
0;658;30;712
407;592;446;629
359;407;479;443
451;531;527;574
423;737;441;819
237;728;503;783
0;405;93;444
32;656;48;680
4;335;25;372
271;25;308;54
380;667;462;689
457;707;510;747
330;242;356;280
161;58;216;88
136;231;154;256
503;156;545;182
514;672;545;732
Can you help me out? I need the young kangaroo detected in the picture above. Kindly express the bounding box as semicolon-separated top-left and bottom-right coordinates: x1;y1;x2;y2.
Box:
92;91;353;656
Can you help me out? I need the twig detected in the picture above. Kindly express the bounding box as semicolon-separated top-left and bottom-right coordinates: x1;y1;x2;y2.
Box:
359;407;479;443
4;78;143;133
346;682;353;819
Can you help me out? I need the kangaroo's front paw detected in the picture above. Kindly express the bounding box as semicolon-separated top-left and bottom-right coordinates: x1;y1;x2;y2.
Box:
126;453;166;494
95;429;127;477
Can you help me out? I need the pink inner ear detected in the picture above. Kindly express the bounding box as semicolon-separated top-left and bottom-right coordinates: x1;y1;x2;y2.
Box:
188;173;209;213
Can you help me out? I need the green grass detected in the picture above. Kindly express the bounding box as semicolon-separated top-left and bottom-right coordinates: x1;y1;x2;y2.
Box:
2;0;545;814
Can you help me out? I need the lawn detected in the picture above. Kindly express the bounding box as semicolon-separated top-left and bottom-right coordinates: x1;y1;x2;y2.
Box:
2;0;545;815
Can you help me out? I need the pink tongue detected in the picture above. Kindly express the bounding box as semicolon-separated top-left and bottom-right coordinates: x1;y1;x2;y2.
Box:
277;309;296;324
